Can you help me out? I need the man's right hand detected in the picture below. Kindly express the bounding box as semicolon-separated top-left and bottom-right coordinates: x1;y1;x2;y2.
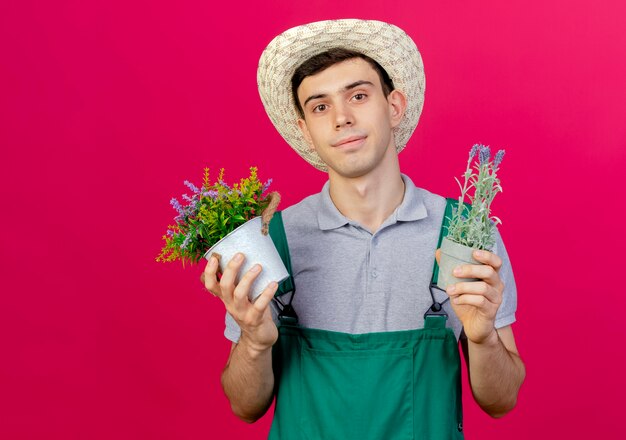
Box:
202;252;279;353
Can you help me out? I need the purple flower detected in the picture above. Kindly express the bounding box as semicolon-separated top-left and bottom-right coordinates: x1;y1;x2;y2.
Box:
166;230;175;237
170;198;184;215
180;232;192;250
182;193;193;202
494;150;505;167
469;145;479;160
479;145;491;165
203;190;218;199
262;178;273;193
184;180;201;194
218;180;230;190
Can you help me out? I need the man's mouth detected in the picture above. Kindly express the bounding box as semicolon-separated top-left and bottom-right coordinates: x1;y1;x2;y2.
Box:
332;135;367;148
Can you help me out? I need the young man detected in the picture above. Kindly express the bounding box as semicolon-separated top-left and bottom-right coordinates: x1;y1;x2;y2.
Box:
203;19;525;439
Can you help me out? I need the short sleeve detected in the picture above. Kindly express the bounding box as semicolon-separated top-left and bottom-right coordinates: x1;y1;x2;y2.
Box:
224;312;242;343
492;228;517;329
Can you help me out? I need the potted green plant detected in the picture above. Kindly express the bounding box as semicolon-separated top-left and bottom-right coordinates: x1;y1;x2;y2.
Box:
156;166;287;300
437;144;506;290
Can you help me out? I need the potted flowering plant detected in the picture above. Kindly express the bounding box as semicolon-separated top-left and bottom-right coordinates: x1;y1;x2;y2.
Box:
156;166;288;300
437;144;506;290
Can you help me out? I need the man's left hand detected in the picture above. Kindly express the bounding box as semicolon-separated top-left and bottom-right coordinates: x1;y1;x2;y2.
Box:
435;249;504;345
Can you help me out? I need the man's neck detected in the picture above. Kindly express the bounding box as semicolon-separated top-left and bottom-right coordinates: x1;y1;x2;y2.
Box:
327;158;405;234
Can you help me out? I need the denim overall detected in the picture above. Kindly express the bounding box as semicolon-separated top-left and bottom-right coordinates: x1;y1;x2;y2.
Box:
267;200;464;439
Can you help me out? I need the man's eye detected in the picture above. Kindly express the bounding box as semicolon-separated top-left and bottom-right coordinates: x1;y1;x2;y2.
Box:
352;93;367;101
313;104;327;112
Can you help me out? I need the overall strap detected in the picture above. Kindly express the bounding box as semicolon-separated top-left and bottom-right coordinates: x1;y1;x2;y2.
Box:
268;212;298;324
426;198;469;319
430;198;458;285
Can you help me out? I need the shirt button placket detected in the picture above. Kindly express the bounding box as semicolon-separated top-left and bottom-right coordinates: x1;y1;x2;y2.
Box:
370;236;380;291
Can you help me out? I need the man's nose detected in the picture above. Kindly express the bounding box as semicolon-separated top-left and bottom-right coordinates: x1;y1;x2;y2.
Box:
334;103;354;129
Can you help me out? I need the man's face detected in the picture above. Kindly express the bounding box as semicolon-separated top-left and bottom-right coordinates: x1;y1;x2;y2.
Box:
296;58;406;178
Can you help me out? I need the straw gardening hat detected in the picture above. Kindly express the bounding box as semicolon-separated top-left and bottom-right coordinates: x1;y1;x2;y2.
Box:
257;19;425;171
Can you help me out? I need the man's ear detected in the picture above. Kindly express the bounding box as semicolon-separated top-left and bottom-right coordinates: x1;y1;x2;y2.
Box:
388;89;408;129
297;118;316;151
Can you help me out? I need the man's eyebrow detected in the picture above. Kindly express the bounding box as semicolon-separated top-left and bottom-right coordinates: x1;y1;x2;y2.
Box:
302;80;375;108
303;93;327;108
341;80;374;92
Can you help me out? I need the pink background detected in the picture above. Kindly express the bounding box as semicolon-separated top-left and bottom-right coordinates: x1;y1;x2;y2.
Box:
2;0;625;438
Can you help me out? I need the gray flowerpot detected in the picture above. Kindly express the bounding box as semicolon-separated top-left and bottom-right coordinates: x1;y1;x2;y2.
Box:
203;217;289;301
437;237;482;290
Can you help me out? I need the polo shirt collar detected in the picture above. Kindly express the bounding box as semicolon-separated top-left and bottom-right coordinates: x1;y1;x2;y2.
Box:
317;174;428;231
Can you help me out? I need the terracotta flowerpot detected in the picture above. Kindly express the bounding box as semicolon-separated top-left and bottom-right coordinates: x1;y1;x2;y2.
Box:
204;217;289;301
436;237;482;290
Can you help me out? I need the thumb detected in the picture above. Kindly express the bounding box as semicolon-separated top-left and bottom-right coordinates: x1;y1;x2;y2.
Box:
435;248;441;264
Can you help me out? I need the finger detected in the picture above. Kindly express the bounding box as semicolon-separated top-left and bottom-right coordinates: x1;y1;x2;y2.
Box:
203;256;221;297
252;281;279;313
220;253;245;292
200;272;215;296
448;281;501;304
233;264;263;303
451;293;499;311
453;263;499;285
472;249;502;272
435;248;441;265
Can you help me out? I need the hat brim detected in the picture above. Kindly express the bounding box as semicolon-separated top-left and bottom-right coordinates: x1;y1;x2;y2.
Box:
257;19;425;172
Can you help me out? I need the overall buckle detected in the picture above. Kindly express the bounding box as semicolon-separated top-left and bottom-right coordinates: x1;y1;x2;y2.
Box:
424;283;449;319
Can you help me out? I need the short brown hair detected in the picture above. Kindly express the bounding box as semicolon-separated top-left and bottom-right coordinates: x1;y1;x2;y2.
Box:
291;48;395;118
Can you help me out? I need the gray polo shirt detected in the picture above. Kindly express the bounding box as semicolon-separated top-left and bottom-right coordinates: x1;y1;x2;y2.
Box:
224;174;517;342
